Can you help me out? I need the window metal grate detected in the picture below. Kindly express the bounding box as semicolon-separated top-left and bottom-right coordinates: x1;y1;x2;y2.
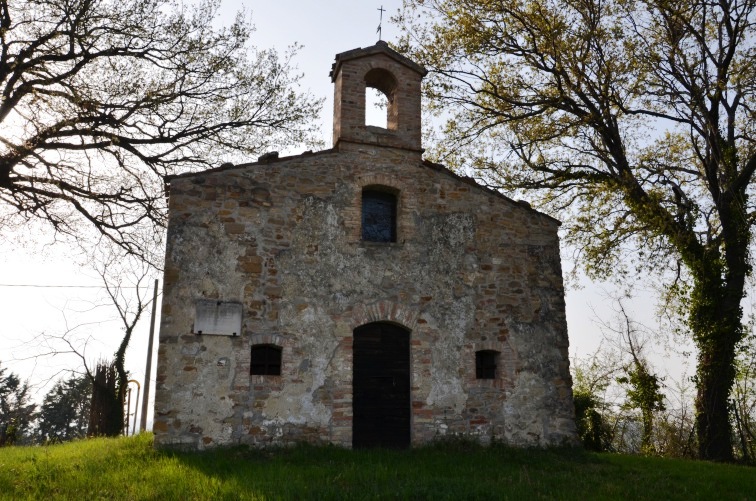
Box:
362;190;397;242
251;345;282;376
476;350;499;379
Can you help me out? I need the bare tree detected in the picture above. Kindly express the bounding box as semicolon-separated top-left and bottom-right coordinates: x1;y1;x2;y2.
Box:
12;239;158;436
0;0;321;258
93;243;154;434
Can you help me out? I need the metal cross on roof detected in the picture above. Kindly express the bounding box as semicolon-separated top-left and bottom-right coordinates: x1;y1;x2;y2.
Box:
377;5;386;41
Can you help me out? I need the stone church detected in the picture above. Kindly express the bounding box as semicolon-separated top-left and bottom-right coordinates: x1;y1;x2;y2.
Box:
153;41;576;450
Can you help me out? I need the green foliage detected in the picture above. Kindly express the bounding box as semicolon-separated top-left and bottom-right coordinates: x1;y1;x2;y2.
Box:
571;352;616;451
572;351;698;458
617;367;665;417
37;374;92;444
1;434;755;499
570;315;694;458
0;362;36;446
617;362;666;454
654;406;698;460
573;388;613;452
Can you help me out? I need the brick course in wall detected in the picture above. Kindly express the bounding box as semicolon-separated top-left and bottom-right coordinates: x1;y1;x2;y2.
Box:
154;42;577;450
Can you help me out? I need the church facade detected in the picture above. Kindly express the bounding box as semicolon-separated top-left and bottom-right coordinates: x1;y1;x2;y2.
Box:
153;42;577;450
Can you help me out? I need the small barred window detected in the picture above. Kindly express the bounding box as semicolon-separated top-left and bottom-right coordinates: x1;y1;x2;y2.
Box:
476;350;499;380
251;345;282;376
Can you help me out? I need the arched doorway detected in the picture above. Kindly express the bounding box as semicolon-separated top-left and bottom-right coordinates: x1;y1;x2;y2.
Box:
352;322;410;448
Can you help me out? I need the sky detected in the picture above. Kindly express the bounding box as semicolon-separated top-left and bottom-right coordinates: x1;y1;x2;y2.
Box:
0;0;693;430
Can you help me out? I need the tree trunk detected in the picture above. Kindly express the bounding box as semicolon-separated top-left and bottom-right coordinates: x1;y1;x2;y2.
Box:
690;253;744;461
695;338;738;461
114;326;133;433
640;409;653;454
87;361;124;437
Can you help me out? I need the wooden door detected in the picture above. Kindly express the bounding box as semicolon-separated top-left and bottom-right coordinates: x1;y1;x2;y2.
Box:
352;322;410;448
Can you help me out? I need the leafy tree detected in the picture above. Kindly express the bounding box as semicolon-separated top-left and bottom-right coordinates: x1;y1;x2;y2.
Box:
573;388;613;452
571;350;619;451
398;0;756;461
617;362;666;454
0;0;321;258
37;373;92;443
0;362;36;445
599;298;666;454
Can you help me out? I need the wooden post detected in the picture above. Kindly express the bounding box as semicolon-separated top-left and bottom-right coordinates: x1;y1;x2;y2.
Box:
140;279;158;432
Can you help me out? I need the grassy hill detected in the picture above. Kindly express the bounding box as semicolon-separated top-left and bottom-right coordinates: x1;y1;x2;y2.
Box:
0;433;753;500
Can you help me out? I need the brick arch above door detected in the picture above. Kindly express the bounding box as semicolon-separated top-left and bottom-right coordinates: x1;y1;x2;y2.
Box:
349;300;419;331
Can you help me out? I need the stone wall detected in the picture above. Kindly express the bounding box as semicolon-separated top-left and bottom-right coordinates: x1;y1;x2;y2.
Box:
154;141;577;450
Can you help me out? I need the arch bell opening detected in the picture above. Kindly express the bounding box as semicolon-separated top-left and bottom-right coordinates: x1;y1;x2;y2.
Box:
364;68;398;130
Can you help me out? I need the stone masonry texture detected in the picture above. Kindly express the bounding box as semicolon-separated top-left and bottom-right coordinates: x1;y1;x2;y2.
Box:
153;42;577;450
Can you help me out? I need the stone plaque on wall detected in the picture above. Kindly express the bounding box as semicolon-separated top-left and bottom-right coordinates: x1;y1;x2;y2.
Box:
193;300;242;336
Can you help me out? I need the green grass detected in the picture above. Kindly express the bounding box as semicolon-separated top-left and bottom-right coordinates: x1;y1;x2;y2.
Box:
0;434;753;500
